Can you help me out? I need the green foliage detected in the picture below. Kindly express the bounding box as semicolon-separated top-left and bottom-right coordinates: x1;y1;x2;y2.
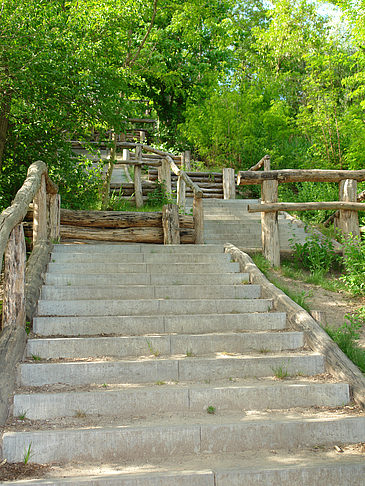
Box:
289;229;339;274
340;235;365;295
325;307;365;373
146;180;174;207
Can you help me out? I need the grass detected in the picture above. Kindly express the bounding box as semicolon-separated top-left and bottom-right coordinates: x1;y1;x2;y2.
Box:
206;405;216;415
186;349;195;357
155;381;166;385
146;339;160;357
272;365;289;379
31;355;42;361
23;444;32;465
17;411;27;420
74;410;87;418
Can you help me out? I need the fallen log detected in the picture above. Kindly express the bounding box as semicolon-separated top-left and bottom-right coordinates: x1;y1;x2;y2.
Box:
61;225;164;243
60;210;163;228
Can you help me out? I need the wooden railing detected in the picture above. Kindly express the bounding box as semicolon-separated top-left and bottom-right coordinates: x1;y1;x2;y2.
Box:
237;168;365;266
0;161;60;330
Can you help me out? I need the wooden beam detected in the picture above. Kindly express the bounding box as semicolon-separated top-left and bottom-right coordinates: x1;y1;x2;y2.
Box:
238;169;365;185
167;156;203;198
2;224;26;329
177;175;186;211
162;204;180;244
159;158;172;194
249;155;270;172
48;193;61;242
61;209;163;228
134;144;143;208
249;201;365;212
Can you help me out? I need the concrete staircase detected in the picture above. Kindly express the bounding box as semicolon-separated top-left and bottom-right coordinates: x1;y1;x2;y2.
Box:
186;199;308;250
2;244;365;485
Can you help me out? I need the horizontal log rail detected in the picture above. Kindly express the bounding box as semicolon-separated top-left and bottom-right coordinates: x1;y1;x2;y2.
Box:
249;201;365;213
237;169;365;185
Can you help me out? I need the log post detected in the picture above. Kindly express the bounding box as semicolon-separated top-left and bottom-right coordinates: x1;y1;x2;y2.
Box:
159;158;172;194
134;144;143;208
122;149;133;183
223;168;236;200
261;179;280;267
2;224;26;329
48;193;61;242
184;150;191;170
177;175;186;211
162;204;180;244
264;155;271;171
193;195;204;244
33;174;47;244
338;179;360;238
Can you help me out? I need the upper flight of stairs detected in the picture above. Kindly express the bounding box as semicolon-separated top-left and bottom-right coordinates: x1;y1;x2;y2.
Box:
186;199;309;250
2;244;365;485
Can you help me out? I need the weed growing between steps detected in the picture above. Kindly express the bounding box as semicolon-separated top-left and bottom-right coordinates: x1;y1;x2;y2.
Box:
0;461;50;482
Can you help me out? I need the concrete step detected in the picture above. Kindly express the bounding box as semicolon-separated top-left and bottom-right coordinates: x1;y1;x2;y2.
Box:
13;382;350;420
33;312;287;336
50;253;232;264
40;284;261;301
3;453;364;485
37;298;273;317
19;352;324;386
44;272;250;287
3;414;364;463
27;331;303;359
52;244;224;254
46;262;240;274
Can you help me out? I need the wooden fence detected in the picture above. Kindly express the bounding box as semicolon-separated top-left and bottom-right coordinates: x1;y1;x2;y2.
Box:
237;168;365;266
0;161;60;330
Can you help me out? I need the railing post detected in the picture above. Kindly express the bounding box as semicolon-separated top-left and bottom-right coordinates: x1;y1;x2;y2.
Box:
223;168;236;200
177;175;186;211
48;193;61;242
2;224;26;329
184;150;191;170
261;179;280;267
33;174;47;244
338;179;360;238
193;195;204;244
122;149;133;183
134;144;144;208
159;158;171;194
162;203;180;244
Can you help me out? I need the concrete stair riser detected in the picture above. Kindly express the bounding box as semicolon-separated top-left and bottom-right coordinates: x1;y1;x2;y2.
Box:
33;313;287;337
3;416;364;464
19;353;324;387
40;284;261;301
37;298;273;317
52;244;224;254
50;253;232;264
47;262;240;274
44;273;250;287
13;383;350;420
26;331;304;359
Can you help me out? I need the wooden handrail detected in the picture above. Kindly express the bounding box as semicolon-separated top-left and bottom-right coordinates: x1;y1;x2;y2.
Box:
1;161;60;329
248;155;270;172
237;169;365;185
249;201;365;212
167;155;203;198
0;161;57;267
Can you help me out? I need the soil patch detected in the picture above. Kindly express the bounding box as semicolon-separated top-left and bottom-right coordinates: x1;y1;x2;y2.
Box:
0;460;51;482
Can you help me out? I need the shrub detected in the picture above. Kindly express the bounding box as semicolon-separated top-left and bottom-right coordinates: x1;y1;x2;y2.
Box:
289;229;338;275
340;235;365;295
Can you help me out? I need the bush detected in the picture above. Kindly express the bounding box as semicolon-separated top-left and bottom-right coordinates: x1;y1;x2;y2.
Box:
340;235;365;295
289;229;338;275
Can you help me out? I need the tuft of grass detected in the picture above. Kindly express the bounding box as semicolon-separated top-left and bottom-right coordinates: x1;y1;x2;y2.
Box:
23;443;32;465
25;321;31;335
259;348;270;354
146;339;160;357
17;411;27;420
74;409;86;418
272;365;289;379
102;383;108;388
186;349;195;357
31;355;42;361
155;381;166;385
206;405;216;415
